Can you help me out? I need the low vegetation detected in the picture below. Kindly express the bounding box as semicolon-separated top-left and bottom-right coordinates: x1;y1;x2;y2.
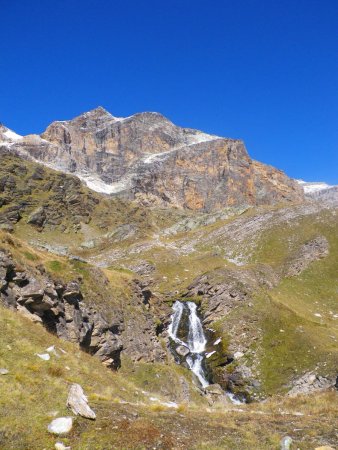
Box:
0;306;337;449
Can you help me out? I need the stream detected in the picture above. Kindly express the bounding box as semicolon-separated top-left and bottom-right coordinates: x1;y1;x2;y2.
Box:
168;301;209;388
168;300;243;403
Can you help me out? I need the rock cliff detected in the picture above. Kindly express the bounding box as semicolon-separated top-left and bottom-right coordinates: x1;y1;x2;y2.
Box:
1;108;304;211
0;249;123;368
0;247;165;369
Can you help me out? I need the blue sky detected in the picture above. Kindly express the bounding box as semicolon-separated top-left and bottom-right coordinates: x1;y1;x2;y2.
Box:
1;0;337;183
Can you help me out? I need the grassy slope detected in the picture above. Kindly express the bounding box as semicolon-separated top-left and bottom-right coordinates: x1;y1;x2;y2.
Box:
252;210;338;393
7;194;338;397
1;154;338;447
111;206;338;396
0;305;337;450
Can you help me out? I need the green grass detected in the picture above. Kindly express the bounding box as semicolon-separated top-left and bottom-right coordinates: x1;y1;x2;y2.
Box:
47;260;64;272
22;251;39;261
1;304;337;449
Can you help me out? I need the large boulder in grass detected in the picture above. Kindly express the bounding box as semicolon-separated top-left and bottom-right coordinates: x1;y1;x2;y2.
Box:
67;383;96;420
48;417;73;435
27;206;46;227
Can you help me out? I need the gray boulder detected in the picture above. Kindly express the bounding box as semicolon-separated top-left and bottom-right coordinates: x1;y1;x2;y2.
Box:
67;383;96;420
27;206;46;227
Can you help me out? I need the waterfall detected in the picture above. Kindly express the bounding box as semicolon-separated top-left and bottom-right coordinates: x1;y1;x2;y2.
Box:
168;300;244;403
168;301;186;347
187;302;207;353
186;354;209;388
168;301;209;388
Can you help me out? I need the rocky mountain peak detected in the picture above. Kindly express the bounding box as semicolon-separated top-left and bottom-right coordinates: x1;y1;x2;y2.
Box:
2;108;305;210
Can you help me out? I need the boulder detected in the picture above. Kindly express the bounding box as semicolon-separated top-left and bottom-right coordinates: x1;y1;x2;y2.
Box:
280;436;293;450
67;383;96;420
176;345;190;357
36;353;50;361
0;206;21;224
205;384;224;396
18;278;44;300
63;281;82;302
48;417;73;435
55;442;71;450
27;206;46;227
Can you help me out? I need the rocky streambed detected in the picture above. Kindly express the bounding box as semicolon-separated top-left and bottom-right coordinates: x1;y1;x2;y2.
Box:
167;300;244;404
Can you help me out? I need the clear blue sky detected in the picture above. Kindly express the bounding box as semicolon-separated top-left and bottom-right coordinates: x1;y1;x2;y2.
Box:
1;0;337;183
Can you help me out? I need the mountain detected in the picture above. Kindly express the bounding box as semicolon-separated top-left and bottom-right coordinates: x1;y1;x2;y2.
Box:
0;111;337;449
297;180;338;207
0;107;304;210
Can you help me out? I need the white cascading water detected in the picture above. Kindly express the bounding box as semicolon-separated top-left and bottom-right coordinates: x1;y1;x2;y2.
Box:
168;301;209;388
187;302;207;353
167;301;186;347
168;300;244;403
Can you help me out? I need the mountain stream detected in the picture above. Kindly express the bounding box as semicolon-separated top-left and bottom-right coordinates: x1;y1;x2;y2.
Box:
168;301;209;388
168;300;243;404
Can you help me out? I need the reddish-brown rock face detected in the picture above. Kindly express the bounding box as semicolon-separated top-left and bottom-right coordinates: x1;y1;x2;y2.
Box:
1;107;304;210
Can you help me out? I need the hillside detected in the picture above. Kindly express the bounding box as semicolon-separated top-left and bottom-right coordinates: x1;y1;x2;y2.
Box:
1;302;337;450
0;121;337;449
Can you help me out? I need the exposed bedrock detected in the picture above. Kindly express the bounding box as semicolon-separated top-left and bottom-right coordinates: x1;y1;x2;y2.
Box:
0;250;165;369
1;108;304;210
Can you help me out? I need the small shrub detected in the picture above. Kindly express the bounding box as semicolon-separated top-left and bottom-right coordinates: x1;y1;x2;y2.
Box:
47;365;65;377
149;403;166;412
47;260;63;272
1;234;16;246
177;402;188;413
27;364;40;373
23;251;38;261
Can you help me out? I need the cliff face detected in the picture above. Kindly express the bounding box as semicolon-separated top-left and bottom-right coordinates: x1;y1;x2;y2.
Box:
1;107;304;210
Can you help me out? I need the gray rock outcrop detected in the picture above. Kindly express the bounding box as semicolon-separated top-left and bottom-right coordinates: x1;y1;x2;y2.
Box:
0;249;167;368
305;185;338;207
0;250;122;369
285;235;329;277
287;372;336;396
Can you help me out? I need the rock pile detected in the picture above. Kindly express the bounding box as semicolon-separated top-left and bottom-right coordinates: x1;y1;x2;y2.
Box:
287;372;336;396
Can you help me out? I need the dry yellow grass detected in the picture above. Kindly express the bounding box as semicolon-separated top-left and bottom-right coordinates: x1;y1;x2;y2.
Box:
0;305;337;449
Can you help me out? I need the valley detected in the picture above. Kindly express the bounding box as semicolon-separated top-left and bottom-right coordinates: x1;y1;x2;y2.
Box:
0;109;337;449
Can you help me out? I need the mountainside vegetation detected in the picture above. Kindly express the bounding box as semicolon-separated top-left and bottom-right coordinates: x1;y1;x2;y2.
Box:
0;126;337;449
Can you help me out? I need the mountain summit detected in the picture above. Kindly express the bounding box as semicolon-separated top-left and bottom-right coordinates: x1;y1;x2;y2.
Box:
1;108;304;210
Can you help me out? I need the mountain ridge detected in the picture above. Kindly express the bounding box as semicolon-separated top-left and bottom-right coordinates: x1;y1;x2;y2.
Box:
0;137;337;449
0;108;304;211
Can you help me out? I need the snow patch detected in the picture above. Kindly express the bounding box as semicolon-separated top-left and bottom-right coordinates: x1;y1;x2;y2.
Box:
77;173;133;194
142;135;221;164
0;127;23;146
3;129;22;141
296;180;333;194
